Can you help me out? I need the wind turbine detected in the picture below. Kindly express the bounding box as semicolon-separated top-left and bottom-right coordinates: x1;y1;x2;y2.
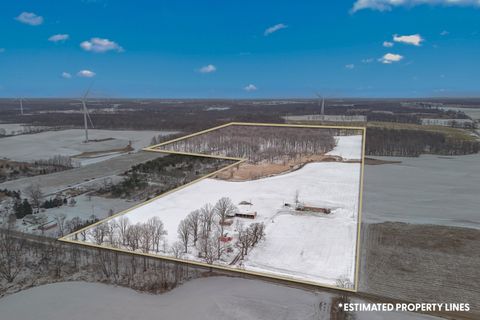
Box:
80;85;94;143
315;93;325;115
16;97;25;115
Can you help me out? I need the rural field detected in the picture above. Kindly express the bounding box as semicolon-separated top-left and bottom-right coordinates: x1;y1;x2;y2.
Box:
0;127;175;165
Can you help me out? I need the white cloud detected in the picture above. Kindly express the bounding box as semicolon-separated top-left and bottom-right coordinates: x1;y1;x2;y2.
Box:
383;41;394;47
264;23;288;36
362;58;374;63
440;30;449;36
77;70;96;78
379;53;404;64
198;64;217;73
15;12;44;26
244;84;258;92
351;0;480;12
80;38;123;53
62;72;72;79
345;64;355;69
49;34;69;42
393;34;424;46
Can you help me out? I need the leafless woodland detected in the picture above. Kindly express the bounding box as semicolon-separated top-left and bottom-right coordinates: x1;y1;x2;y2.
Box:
0;227;204;297
159;125;339;164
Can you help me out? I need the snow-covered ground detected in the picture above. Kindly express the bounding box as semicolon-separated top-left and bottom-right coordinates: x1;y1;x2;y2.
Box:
327;135;363;160
244;213;357;285
0;123;48;135
0;278;442;320
0;129;175;163
77;133;362;287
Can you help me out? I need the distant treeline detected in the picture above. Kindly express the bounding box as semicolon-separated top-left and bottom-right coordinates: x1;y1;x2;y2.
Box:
366;127;480;156
0;100;471;133
1;100;477;158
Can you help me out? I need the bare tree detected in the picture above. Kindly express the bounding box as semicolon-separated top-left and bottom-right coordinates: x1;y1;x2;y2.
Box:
197;232;217;264
0;229;25;282
125;224;142;252
248;222;265;247
148;217;167;253
90;223;109;245
187;210;201;246
214;197;237;236
26;183;43;211
294;189;300;206
117;216;130;246
106;220;118;247
336;276;354;289
170;241;185;259
200;203;215;237
235;221;251;259
177;219;190;253
54;213;67;237
139;223;153;253
214;230;228;261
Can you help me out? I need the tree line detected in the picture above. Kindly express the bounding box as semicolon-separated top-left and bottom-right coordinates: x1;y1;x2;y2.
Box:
0;227;203;295
366;127;480;156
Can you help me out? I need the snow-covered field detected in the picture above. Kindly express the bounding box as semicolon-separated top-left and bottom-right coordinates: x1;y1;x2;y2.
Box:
76;134;363;287
0;129;175;163
244;213;357;285
0;123;48;134
364;154;480;229
0;278;441;320
327;135;363;160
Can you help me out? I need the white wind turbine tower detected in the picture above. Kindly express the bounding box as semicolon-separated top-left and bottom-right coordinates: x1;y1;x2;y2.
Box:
80;86;94;143
315;93;325;115
16;97;25;115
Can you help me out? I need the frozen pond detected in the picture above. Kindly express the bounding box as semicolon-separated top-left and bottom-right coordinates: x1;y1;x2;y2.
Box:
363;154;480;229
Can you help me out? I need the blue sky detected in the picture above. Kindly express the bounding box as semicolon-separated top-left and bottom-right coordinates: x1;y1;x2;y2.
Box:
0;0;479;98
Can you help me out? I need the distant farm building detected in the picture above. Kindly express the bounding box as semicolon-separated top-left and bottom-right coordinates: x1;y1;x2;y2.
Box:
420;118;475;128
284;114;367;123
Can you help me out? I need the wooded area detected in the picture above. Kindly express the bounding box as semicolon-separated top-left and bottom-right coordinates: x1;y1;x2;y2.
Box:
366;127;480;156
161;125;338;164
0;228;203;296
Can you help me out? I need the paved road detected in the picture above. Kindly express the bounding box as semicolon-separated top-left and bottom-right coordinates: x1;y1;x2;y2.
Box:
0;151;162;196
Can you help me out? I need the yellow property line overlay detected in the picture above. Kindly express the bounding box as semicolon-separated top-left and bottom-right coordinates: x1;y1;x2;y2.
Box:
60;122;366;293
